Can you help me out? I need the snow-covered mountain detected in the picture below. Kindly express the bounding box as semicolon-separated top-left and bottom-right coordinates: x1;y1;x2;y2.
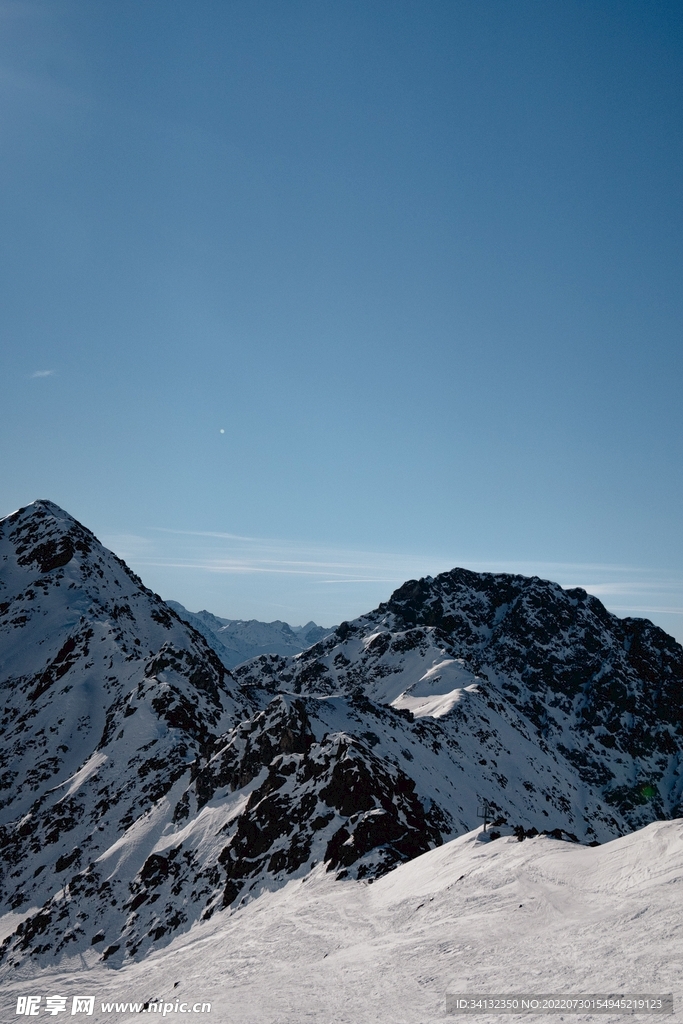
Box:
236;569;683;831
1;500;682;978
165;600;333;668
0;501;259;967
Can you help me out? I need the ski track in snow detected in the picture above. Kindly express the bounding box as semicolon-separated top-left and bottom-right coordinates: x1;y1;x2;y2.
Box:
2;822;681;1024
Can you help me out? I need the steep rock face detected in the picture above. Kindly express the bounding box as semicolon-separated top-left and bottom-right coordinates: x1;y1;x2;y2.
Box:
382;570;682;731
0;502;246;825
0;502;254;963
380;570;683;821
236;569;683;830
214;698;443;907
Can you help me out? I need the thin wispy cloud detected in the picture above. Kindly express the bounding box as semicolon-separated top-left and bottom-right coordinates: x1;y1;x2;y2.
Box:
100;527;683;637
146;529;444;578
608;606;683;615
116;532;683;595
151;527;257;543
139;559;401;583
31;369;55;378
567;581;681;597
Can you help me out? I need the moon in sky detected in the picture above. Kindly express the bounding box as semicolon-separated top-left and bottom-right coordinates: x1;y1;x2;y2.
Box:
220;429;225;434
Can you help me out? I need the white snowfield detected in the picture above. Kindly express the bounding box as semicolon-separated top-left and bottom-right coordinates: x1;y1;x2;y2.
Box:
3;820;681;1024
341;630;485;719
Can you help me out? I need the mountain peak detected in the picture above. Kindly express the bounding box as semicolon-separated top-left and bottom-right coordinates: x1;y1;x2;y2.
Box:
2;498;78;525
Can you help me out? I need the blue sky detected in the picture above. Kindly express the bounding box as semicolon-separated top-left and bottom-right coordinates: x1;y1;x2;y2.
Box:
1;1;682;636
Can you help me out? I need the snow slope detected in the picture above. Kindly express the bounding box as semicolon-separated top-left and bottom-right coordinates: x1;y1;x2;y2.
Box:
1;820;680;1023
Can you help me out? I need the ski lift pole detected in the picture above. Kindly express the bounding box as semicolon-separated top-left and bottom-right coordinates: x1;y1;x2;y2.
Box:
476;798;493;833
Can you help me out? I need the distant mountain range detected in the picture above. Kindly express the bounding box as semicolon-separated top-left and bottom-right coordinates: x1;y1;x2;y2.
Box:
165;601;333;668
0;500;681;975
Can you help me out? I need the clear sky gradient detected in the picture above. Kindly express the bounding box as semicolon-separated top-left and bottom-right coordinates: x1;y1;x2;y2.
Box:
1;1;682;636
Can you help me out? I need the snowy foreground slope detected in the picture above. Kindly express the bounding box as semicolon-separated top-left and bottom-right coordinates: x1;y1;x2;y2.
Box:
1;500;682;982
2;821;681;1023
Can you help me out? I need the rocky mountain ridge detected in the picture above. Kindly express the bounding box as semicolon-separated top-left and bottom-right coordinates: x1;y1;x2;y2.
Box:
1;500;681;973
237;569;683;825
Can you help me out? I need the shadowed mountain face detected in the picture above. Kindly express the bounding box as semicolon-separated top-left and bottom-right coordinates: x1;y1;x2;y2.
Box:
237;571;683;826
380;571;683;798
1;501;682;972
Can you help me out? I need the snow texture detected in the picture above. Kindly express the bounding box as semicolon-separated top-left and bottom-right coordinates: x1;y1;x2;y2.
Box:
1;821;681;1022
